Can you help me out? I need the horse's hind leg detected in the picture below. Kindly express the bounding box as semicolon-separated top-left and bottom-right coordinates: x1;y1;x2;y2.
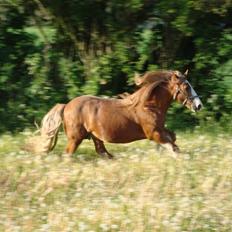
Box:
65;138;83;155
91;135;114;159
64;126;87;156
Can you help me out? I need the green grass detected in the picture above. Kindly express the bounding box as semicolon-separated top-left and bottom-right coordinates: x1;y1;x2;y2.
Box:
0;131;232;231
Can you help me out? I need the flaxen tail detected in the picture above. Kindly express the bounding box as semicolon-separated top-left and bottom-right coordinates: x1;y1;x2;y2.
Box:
24;103;66;153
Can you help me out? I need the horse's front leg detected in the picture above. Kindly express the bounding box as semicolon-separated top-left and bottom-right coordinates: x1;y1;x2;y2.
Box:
164;128;177;143
150;128;180;157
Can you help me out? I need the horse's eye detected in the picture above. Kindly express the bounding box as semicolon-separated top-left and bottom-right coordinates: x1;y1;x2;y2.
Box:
183;83;188;89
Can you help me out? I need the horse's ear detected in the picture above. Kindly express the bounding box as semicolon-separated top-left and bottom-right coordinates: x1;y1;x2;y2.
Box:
134;72;142;86
184;69;189;77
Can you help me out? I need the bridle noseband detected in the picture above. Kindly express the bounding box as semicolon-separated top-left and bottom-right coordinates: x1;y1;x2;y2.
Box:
173;80;200;106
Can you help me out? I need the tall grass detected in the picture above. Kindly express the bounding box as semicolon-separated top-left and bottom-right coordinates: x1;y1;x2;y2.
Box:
0;131;232;231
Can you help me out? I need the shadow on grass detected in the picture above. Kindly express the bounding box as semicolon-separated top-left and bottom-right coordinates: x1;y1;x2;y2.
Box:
53;139;132;162
51;147;119;163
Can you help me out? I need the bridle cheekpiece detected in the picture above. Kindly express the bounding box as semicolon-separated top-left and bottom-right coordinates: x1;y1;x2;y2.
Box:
173;79;200;106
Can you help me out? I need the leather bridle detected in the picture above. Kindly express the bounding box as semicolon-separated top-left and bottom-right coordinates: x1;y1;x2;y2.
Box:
173;80;200;106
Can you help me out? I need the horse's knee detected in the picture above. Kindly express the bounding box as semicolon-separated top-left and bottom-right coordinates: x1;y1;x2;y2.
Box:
152;130;168;144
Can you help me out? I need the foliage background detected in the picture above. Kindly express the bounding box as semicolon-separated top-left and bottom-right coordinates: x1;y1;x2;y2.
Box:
0;0;231;132
0;2;232;231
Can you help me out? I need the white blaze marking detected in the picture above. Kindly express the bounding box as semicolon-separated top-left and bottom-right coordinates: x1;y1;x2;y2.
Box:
185;80;203;111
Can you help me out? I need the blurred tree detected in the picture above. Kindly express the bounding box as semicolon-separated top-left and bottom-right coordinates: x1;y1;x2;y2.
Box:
0;0;231;132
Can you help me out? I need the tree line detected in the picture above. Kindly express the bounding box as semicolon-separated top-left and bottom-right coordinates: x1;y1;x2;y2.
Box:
0;0;231;132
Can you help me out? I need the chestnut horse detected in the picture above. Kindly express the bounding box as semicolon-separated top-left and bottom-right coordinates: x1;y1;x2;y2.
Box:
27;70;202;157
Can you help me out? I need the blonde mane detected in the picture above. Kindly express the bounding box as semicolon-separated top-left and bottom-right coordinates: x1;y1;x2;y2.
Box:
123;70;173;107
135;70;173;86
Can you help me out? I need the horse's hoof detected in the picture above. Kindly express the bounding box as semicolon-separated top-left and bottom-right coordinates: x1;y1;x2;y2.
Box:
61;154;73;162
99;152;114;159
107;154;114;159
171;146;181;159
173;146;180;153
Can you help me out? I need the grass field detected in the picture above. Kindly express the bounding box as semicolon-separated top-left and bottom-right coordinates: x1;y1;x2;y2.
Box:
0;131;232;232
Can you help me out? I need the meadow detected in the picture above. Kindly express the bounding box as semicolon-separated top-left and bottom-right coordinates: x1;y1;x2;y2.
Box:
0;130;232;232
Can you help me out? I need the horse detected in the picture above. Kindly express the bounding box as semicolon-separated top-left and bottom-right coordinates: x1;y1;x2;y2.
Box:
25;70;202;158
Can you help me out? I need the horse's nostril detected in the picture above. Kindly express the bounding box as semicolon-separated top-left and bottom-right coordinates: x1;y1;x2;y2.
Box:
197;104;202;111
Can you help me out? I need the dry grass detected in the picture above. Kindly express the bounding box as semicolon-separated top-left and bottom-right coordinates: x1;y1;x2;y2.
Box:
0;131;232;231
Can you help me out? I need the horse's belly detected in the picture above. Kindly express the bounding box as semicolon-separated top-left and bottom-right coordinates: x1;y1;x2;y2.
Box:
106;135;145;143
80;100;146;143
93;123;146;143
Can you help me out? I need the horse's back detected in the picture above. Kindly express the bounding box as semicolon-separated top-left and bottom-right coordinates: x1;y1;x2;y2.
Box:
63;95;145;143
63;95;101;121
63;95;118;130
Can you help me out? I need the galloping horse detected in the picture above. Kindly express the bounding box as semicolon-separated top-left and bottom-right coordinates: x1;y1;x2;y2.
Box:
27;70;202;157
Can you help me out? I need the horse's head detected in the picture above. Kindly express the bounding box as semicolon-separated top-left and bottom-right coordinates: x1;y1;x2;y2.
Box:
170;70;203;112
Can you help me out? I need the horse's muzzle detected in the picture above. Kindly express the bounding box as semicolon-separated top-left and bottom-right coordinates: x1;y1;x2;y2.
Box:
192;97;203;112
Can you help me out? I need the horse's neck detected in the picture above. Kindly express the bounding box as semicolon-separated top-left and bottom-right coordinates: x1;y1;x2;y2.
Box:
120;84;173;112
140;84;173;127
146;86;173;127
150;85;173;113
